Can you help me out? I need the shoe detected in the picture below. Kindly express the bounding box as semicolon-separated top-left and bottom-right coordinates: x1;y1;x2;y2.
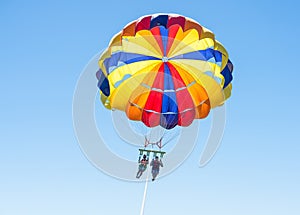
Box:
152;178;155;181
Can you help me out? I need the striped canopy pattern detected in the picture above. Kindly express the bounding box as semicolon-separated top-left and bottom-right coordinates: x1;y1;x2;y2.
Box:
96;14;233;129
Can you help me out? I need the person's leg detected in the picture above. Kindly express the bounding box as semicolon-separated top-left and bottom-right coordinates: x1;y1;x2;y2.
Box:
152;170;158;181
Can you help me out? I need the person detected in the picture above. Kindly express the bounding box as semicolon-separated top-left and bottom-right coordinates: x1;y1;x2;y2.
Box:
150;156;163;181
136;154;149;179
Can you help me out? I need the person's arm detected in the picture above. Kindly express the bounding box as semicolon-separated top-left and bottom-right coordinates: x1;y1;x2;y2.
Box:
160;160;163;167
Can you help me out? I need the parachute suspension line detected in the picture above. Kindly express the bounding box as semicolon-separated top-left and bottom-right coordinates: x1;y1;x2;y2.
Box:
141;137;166;159
157;128;178;149
144;137;163;149
161;129;179;148
158;111;182;148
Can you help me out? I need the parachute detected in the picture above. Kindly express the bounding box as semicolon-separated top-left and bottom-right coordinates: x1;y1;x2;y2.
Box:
96;14;233;153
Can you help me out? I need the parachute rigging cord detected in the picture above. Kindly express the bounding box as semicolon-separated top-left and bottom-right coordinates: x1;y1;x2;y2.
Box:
144;137;163;149
139;115;181;150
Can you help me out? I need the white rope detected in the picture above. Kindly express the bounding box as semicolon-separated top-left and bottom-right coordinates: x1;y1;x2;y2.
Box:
139;168;150;215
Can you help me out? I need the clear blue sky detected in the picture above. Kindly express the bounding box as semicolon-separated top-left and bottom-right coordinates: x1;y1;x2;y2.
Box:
1;0;300;214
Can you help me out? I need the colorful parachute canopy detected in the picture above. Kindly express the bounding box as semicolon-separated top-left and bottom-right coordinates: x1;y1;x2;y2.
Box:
96;14;233;130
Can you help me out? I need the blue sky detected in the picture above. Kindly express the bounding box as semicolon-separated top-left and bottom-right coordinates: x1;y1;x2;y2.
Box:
1;0;300;214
